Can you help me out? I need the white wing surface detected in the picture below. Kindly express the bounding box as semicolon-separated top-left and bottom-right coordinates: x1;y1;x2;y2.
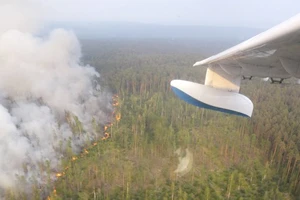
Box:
171;13;300;117
194;14;300;80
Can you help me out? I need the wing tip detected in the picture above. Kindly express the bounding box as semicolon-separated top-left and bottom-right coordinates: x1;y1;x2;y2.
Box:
193;60;209;67
193;61;201;67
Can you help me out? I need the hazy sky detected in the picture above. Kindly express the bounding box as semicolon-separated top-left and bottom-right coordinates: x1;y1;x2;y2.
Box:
42;0;300;28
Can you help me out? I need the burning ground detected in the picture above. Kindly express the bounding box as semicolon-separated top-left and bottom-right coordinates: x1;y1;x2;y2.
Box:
0;0;112;197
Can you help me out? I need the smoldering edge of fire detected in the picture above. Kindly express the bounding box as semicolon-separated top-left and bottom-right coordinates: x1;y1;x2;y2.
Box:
0;0;112;194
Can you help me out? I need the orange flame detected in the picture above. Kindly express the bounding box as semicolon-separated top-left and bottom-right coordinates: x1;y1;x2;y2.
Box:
72;156;77;161
56;173;63;177
115;113;121;121
101;132;110;140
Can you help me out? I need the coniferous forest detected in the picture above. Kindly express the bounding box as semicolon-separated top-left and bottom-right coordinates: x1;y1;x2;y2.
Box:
7;39;300;199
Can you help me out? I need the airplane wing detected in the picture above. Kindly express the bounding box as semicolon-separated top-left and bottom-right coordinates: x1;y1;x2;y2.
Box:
171;14;300;117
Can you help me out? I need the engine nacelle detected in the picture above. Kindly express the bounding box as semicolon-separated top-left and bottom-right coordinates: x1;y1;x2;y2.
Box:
170;80;253;117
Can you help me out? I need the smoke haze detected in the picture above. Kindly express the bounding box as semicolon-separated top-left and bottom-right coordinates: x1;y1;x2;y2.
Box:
0;0;111;194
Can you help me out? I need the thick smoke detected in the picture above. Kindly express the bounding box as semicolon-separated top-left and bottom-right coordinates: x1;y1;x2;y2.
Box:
0;0;111;193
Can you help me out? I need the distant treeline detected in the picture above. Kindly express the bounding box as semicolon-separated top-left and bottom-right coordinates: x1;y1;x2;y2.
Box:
42;21;262;44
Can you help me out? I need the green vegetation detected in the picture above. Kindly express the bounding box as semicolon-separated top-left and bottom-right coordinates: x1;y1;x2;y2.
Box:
51;39;300;199
8;39;300;199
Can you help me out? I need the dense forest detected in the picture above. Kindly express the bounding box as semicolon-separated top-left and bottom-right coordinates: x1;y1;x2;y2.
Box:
6;39;300;199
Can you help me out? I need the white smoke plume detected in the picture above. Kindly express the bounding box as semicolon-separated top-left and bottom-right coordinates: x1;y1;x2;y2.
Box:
0;0;112;195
